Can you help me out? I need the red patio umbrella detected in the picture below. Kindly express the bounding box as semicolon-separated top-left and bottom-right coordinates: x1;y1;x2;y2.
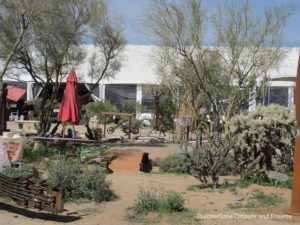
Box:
57;69;81;137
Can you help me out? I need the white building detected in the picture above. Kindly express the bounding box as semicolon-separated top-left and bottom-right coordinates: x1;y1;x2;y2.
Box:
3;45;300;109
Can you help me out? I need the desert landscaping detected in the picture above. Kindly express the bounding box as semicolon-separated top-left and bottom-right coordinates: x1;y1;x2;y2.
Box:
1;122;300;225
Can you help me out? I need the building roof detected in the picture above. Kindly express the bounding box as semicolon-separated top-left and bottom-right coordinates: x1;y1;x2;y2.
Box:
3;45;300;84
269;48;300;80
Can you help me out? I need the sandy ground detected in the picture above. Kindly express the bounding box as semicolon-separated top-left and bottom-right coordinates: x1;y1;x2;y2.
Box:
1;124;300;224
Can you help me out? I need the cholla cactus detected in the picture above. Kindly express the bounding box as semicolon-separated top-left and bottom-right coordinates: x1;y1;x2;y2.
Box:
230;104;296;178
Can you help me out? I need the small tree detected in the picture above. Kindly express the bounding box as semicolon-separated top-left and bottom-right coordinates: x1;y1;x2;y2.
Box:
84;100;116;123
0;0;40;108
3;0;125;136
146;0;293;187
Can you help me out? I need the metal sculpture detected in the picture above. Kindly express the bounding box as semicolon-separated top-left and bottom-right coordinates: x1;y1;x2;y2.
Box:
151;88;164;130
0;168;69;214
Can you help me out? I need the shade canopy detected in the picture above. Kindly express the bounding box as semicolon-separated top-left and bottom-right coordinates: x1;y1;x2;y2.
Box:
57;69;81;124
6;86;26;102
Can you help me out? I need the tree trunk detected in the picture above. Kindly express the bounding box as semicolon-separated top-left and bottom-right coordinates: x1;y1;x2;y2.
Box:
0;80;5;135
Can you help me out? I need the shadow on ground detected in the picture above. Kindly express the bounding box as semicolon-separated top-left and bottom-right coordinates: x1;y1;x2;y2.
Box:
0;202;82;223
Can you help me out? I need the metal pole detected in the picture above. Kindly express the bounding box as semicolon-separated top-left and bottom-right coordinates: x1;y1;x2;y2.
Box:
129;116;131;139
186;125;190;141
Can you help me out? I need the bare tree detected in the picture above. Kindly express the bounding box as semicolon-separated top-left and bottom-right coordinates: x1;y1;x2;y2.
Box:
1;0;125;135
0;0;40;109
86;11;126;92
146;0;293;187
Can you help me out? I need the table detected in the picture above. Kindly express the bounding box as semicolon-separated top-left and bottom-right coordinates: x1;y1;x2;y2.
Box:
30;137;100;155
14;120;39;131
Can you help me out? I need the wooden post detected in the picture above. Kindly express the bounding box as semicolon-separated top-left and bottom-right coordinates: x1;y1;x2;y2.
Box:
104;115;107;137
129;115;132;139
186;125;190;141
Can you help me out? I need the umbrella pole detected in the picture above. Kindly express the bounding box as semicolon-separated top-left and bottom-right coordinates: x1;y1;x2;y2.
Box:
72;124;75;138
62;122;66;138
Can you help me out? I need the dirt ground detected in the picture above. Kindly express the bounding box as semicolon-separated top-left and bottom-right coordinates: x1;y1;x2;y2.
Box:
2;124;300;224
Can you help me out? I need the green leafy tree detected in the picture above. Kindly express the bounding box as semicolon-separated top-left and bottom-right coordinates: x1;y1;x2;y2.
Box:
146;0;293;187
0;0;40;114
1;0;125;135
84;100;116;123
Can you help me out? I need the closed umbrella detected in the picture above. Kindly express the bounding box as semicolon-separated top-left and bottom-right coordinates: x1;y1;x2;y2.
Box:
57;69;81;137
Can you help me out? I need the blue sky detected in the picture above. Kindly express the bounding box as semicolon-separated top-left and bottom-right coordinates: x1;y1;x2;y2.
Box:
107;0;300;47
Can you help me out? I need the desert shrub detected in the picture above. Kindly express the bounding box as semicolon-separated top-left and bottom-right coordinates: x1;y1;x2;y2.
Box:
47;158;114;203
133;189;185;213
84;100;117;123
228;191;285;209
134;189;160;213
132;119;143;128
230;104;296;179
159;154;187;173
23;141;58;162
120;99;146;113
3;167;32;178
163;191;185;212
75;166;115;202
48;157;81;187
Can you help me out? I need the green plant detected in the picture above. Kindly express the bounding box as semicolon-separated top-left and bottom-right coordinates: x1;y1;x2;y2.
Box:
159;96;176;130
84;100;117;123
230;104;295;179
252;191;285;207
228;191;285;209
159;154;188;173
133;189;185;214
47;158;114;203
22;141;58;162
163;191;185;212
48;157;81;187
134;189;160;213
120;99;146;114
3;167;32;178
132;119;143;128
75;166;115;202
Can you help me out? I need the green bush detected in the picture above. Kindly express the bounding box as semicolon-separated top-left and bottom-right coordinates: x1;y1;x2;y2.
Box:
163;191;185;212
3;167;32;178
22;141;58;162
230;104;296;178
76;166;115;202
132;119;143;128
84;100;117;123
159;154;187;173
228;191;285;209
133;189;185;213
48;157;81;187
47;158;114;203
134;189;160;213
120;99;146;113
